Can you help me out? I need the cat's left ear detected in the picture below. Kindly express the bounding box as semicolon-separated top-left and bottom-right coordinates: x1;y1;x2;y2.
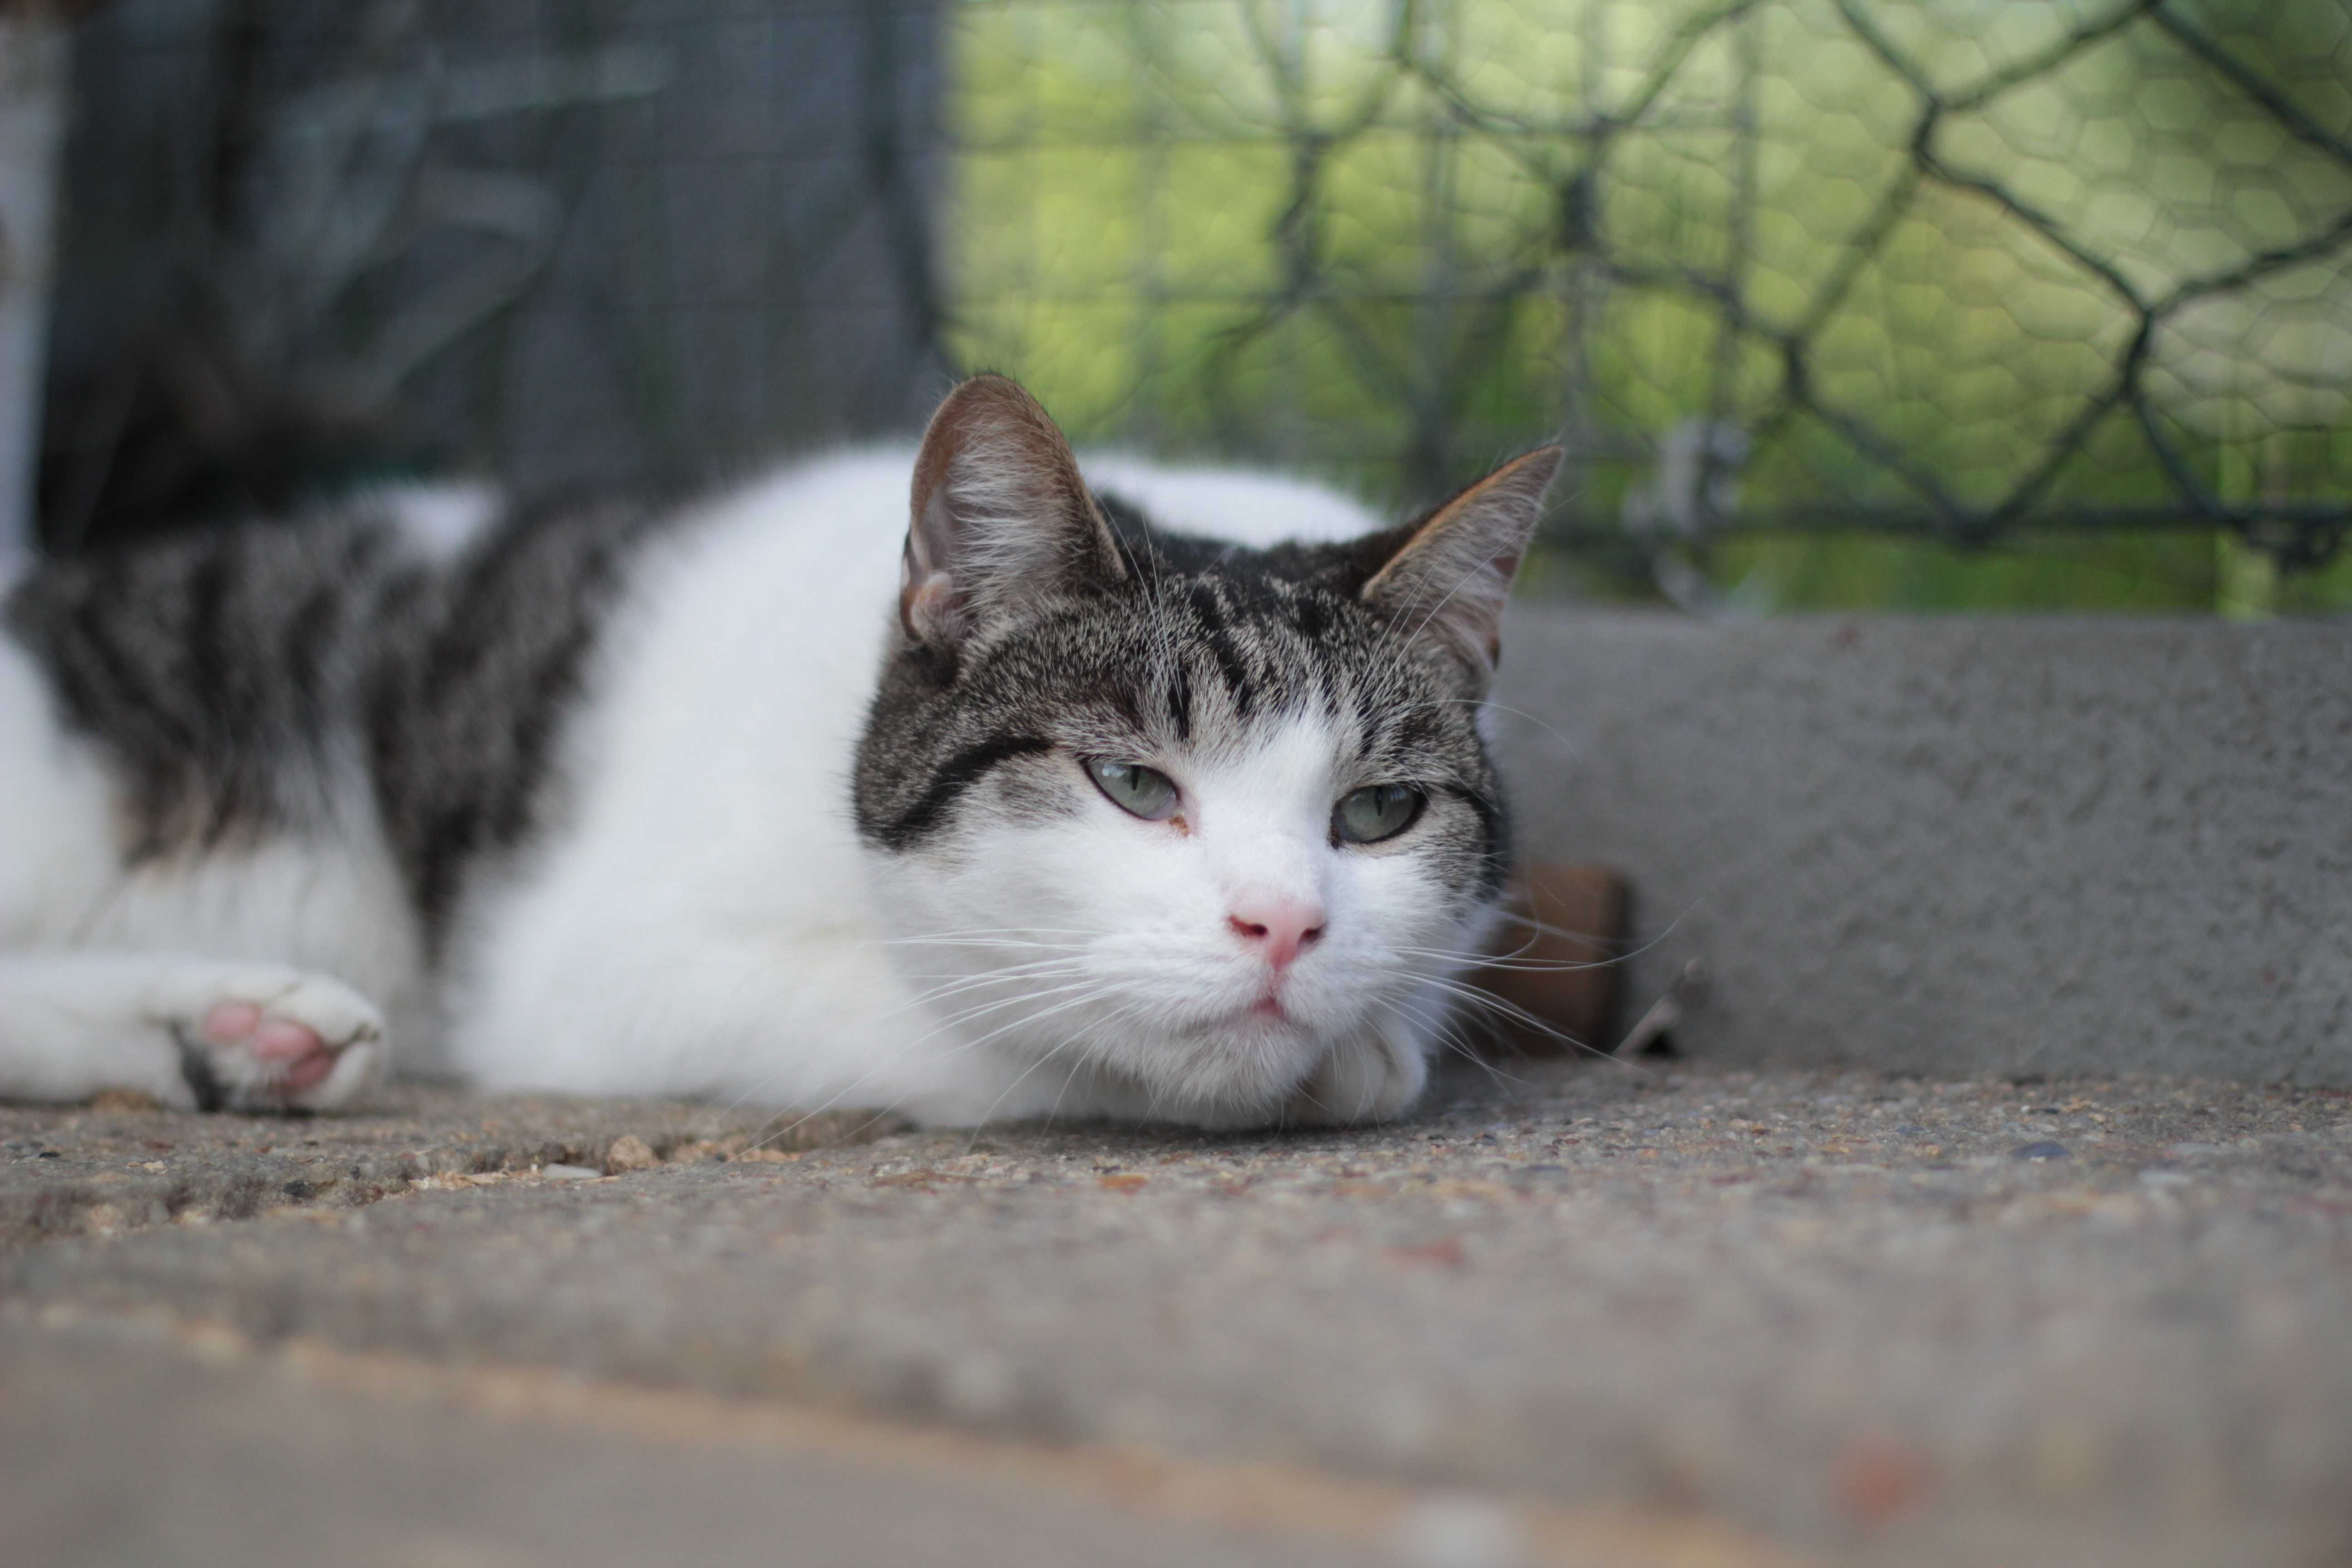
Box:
1361;445;1563;686
902;373;1127;648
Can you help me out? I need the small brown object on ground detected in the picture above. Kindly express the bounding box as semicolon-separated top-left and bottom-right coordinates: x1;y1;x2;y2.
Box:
85;1089;167;1115
603;1135;660;1174
1471;862;1631;1056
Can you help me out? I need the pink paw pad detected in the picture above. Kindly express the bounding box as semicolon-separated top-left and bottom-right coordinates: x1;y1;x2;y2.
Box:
250;1019;322;1062
201;1002;262;1044
200;1002;338;1092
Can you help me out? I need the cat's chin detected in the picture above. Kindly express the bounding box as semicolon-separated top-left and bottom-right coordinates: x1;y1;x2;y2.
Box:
1174;978;1368;1040
1061;1009;1430;1131
1276;1012;1430;1127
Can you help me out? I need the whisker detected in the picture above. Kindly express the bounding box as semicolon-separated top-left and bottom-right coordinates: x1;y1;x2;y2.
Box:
1486;897;1702;962
969;995;1151;1142
1403;971;1637;1069
1373;992;1524;1092
1396;948;1633;975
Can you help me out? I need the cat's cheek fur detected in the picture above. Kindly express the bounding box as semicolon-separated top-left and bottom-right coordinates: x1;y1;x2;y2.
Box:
864;800;1310;1118
1278;851;1499;1123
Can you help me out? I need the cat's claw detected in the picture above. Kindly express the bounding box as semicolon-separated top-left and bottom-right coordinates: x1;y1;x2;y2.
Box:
159;967;384;1112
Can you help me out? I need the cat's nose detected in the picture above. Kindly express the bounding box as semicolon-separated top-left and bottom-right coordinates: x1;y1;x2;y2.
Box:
1227;899;1326;971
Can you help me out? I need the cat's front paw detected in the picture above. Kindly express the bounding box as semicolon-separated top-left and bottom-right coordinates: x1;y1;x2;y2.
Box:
154;966;385;1112
1281;1019;1430;1127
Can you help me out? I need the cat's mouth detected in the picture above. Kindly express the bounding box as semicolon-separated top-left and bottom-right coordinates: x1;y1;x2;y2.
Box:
1179;988;1300;1036
1235;975;1330;1034
1168;969;1354;1041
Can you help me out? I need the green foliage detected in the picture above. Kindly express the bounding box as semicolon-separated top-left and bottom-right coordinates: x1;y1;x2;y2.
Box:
945;0;2352;612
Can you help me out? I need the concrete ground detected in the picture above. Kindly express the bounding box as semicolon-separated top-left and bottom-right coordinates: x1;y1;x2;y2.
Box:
5;1059;2350;1568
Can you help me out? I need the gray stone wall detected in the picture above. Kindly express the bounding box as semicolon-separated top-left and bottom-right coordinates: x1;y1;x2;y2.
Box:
1494;611;2352;1083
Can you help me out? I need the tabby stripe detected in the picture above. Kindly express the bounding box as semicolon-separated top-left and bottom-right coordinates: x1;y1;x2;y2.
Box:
1162;662;1193;742
425;524;526;693
76;569;197;756
186;545;236;733
282;580;343;738
871;735;1054;850
187;544;271;845
1185;583;1256;716
1441;783;1511;899
498;616;598;842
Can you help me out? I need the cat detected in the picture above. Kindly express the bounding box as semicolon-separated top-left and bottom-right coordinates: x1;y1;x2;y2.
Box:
0;373;1560;1128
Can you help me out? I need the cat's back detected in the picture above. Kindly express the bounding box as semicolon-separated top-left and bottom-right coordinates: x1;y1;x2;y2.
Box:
1078;454;1382;549
0;481;691;950
453;446;921;921
3;447;1369;918
437;447;924;1089
0;488;505;1021
1;493;487;863
537;446;916;813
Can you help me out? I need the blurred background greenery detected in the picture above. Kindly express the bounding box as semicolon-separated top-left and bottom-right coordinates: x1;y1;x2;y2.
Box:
942;0;2352;611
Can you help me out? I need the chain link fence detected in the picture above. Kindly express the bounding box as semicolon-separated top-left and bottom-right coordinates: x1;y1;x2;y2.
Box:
949;0;2352;606
40;0;2352;608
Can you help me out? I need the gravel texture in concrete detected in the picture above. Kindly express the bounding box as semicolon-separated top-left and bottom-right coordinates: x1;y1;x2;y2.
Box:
8;1060;2351;1567
0;1088;894;1247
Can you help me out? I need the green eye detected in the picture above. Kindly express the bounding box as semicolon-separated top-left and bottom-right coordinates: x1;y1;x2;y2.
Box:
1334;783;1425;844
1087;760;1180;821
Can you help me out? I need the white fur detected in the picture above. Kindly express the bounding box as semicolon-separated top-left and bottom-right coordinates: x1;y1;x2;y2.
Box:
375;480;503;564
0;629;115;949
0;448;1489;1125
1079;454;1381;546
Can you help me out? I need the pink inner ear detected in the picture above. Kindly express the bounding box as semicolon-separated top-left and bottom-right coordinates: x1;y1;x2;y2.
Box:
901;567;962;643
908;374;1089;562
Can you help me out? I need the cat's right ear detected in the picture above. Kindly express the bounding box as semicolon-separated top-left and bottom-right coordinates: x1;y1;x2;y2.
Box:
902;374;1127;648
1358;444;1561;688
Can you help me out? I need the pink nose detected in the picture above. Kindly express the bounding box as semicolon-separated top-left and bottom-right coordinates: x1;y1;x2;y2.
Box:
1228;898;1327;971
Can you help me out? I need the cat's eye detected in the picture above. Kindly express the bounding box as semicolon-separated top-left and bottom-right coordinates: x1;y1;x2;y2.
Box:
1333;783;1425;844
1087;760;1180;822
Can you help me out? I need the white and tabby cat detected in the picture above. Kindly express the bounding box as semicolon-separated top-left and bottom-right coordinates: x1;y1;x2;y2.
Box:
0;374;1559;1127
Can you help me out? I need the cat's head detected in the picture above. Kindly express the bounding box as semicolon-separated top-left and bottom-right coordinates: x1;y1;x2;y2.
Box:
854;373;1558;1126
